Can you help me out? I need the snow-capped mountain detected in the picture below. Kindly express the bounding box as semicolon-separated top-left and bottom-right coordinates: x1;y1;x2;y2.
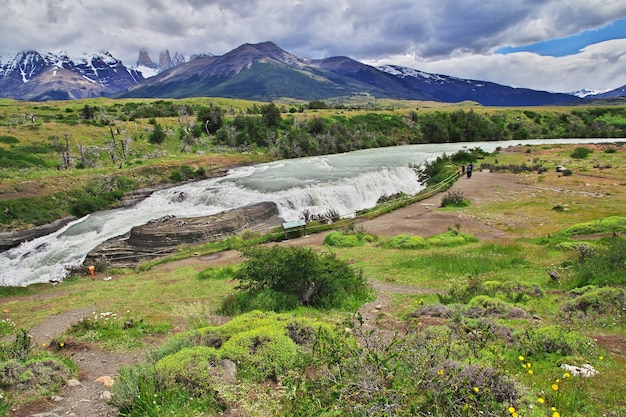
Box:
3;43;622;105
133;49;191;79
569;88;612;98
0;50;144;100
378;64;579;106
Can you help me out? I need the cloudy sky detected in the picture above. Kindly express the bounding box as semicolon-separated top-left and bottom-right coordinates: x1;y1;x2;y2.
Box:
2;0;626;93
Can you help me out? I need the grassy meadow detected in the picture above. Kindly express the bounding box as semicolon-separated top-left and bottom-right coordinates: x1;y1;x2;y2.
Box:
0;97;626;415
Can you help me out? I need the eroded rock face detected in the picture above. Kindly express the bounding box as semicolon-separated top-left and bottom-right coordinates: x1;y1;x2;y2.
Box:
0;217;77;252
84;201;282;268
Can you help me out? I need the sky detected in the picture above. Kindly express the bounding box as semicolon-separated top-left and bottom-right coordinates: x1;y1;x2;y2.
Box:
2;0;626;94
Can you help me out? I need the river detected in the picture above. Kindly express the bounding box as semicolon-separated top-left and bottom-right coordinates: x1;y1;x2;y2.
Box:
1;138;624;286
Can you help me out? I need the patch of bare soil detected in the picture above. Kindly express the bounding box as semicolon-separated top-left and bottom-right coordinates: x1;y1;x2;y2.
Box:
7;170;621;416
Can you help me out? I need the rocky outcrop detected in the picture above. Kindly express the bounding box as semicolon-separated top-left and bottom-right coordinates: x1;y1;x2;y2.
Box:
0;216;77;252
84;201;283;268
137;48;157;69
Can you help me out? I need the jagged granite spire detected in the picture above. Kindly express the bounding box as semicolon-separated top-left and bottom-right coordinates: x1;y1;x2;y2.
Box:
137;48;157;69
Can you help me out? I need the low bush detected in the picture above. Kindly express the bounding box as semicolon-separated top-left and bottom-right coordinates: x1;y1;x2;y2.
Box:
65;311;171;351
0;329;74;410
383;234;427;249
570;146;592;159
467;295;516;316
441;189;469;207
155;346;222;394
220;326;299;382
427;230;479;247
572;236;626;286
323;231;374;247
561;286;626;319
556;216;626;237
513;325;597;358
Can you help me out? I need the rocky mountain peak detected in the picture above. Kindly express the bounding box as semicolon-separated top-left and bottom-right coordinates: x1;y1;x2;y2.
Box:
137;48;157;69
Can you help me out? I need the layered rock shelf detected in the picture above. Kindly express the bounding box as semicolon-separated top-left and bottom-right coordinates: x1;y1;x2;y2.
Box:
83;201;283;268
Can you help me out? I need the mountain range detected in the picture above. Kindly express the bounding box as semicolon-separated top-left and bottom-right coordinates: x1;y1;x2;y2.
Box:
1;42;625;105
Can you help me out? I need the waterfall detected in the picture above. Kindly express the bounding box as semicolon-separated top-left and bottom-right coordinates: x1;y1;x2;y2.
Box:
1;138;624;287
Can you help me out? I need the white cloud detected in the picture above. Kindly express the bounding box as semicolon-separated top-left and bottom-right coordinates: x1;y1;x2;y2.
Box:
366;39;626;92
1;0;626;91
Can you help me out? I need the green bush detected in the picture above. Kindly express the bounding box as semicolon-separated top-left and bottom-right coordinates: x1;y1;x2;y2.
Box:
573;236;626;286
231;246;371;311
513;325;597;358
427;230;479;247
220;326;299;382
570;146;592;159
467;295;515;316
155;346;222;394
112;363;224;416
557;216;626;237
383;234;427;249
323;231;373;247
441;189;470;207
561;287;626;319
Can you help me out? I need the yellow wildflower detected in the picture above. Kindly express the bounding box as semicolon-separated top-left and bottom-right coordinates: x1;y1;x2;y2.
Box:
528;369;534;375
551;384;559;391
518;356;524;361
437;369;444;376
474;387;479;393
553;412;560;417
564;372;571;378
508;406;516;414
538;397;545;404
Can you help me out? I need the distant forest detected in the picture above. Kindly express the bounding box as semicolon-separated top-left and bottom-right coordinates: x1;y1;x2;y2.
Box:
82;100;626;159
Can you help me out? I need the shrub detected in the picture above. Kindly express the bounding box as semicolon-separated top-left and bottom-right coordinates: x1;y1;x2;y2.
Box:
513;325;597;358
561;287;626;318
467;295;515;316
0;355;71;396
219;326;299;382
231;246;371;311
323;231;373;247
423;361;520;413
573;236;626;286
155;346;222;394
383;234;427;249
557;216;626;237
570;146;592;159
427;230;479;247
229;289;300;313
441;189;469;207
440;275;485;305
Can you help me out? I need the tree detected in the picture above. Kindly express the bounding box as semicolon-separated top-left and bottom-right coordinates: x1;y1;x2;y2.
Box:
261;102;282;128
197;104;224;135
148;122;166;145
81;104;95;120
235;246;370;309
